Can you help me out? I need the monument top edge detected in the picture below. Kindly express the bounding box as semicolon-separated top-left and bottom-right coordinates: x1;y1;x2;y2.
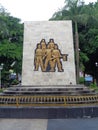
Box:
24;20;72;23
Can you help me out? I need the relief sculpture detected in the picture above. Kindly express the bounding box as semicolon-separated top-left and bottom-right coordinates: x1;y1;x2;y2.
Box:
34;39;68;72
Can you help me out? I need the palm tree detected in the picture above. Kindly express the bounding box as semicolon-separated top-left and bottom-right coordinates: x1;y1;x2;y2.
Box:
0;5;9;40
50;0;87;84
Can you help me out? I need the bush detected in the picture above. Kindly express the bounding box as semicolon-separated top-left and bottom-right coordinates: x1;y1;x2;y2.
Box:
79;77;85;84
11;79;19;85
90;83;97;89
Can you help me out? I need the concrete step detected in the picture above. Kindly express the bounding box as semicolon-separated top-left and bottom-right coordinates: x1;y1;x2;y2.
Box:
2;85;95;96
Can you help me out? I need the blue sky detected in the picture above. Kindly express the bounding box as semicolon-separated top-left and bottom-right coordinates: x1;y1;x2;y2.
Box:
0;0;97;22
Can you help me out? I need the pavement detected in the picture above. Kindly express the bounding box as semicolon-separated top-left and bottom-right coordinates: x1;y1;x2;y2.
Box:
0;118;98;130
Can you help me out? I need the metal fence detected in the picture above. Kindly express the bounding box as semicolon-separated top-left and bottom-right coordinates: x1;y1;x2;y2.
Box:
0;95;98;107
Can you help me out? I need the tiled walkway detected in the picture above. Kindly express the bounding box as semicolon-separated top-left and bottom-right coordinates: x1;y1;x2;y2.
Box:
0;118;98;130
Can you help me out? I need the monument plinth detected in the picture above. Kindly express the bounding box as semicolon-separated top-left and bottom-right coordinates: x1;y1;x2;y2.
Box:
22;21;76;86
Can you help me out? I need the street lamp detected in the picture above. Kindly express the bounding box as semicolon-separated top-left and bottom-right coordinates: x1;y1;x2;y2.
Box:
95;62;98;67
0;63;4;88
95;62;98;85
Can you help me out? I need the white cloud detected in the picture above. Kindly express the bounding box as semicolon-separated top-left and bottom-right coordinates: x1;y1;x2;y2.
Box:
0;0;97;22
0;0;64;21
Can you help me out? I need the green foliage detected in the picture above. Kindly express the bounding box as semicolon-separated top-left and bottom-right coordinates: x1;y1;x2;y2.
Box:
0;5;23;86
80;52;89;62
0;42;22;59
50;0;98;78
90;83;98;90
79;77;85;84
0;89;3;93
11;79;19;85
90;83;97;87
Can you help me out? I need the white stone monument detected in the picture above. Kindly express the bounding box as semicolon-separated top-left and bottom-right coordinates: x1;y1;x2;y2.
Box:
22;21;76;86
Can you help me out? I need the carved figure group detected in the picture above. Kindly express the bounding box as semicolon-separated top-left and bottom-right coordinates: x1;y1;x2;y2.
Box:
34;39;67;72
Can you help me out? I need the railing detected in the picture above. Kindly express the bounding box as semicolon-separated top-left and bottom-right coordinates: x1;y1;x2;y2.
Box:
0;95;98;107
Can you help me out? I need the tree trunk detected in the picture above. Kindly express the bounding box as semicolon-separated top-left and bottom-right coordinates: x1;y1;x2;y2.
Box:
75;21;79;84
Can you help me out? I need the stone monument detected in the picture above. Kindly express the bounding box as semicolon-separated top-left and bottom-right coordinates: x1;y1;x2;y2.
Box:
1;21;98;120
22;21;76;86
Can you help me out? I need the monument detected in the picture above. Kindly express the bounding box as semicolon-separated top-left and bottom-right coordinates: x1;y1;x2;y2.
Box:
22;21;76;86
1;20;98;120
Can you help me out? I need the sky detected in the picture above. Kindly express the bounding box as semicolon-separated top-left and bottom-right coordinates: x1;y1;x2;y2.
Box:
0;0;97;22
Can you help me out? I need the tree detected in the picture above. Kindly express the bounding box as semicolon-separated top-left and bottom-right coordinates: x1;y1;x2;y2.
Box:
50;0;98;84
78;2;98;83
0;5;23;86
50;0;87;83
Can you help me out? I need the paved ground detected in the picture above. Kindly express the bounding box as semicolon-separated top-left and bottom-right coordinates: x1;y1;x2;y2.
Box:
0;119;47;130
48;118;98;130
0;118;98;130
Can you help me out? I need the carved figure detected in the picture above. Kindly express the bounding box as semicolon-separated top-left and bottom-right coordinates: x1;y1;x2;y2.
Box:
34;43;44;71
51;44;63;72
34;39;67;72
40;39;47;60
48;39;55;50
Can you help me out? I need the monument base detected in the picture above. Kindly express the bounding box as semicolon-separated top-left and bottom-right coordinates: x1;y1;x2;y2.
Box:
0;85;97;106
0;85;98;118
0;106;98;119
3;85;95;95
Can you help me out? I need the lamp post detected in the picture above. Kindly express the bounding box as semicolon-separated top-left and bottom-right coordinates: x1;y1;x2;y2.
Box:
95;62;98;67
95;62;98;85
0;63;4;88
